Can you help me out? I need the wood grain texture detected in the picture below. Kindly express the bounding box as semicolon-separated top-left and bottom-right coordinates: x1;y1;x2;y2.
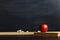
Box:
0;32;60;37
34;31;60;37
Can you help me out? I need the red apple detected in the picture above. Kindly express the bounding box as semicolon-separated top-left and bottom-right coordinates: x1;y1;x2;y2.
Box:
40;24;48;32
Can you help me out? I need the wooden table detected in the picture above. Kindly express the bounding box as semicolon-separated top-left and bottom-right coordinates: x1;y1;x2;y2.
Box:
0;32;60;40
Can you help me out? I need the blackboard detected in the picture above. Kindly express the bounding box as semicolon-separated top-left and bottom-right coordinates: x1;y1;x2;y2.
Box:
0;0;59;31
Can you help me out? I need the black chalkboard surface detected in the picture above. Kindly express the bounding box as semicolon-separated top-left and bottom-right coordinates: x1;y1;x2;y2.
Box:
0;0;59;31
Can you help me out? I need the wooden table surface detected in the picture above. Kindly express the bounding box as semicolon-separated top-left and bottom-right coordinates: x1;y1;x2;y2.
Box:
0;32;60;40
0;32;59;37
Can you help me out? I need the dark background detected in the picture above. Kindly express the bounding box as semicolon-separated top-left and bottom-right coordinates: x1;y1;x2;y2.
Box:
0;0;59;32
